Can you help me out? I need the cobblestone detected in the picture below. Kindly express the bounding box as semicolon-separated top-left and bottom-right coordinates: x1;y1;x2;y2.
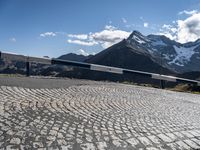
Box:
0;82;200;149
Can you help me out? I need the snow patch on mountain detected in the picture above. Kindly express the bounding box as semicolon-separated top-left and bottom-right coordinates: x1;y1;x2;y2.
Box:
162;54;171;60
132;35;146;44
151;40;167;46
126;31;200;72
168;45;198;66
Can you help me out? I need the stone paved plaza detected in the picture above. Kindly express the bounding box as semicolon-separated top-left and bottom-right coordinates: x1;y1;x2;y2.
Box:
0;77;200;149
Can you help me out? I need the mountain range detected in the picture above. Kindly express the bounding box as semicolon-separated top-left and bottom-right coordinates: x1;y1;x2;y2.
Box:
1;30;200;83
123;31;200;73
63;30;200;74
58;53;93;62
55;31;200;84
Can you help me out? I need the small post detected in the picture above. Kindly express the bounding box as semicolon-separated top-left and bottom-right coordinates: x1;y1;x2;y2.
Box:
160;80;165;89
26;57;30;77
159;52;165;89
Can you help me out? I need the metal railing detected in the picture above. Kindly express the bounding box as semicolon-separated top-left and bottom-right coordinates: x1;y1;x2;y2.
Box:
1;51;200;88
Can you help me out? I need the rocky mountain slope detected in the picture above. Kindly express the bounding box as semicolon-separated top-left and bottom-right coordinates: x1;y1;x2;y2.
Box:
58;53;93;62
86;39;174;75
123;31;200;73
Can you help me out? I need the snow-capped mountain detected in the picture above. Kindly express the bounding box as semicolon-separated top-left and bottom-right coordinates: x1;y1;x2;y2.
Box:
126;31;200;73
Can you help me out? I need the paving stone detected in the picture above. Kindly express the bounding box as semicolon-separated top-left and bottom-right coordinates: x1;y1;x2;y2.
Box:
157;134;173;143
138;137;153;146
184;139;200;149
0;83;200;149
10;138;21;145
175;141;191;149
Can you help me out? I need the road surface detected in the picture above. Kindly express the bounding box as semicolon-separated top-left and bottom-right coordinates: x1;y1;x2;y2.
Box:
0;76;200;149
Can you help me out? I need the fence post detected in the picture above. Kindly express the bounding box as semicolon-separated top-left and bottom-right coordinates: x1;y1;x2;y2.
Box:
26;57;30;77
160;80;165;89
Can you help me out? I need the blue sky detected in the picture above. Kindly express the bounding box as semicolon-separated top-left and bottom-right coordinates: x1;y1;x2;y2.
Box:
0;0;200;57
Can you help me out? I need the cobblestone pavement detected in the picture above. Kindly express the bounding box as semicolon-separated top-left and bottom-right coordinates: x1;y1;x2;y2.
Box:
0;81;200;149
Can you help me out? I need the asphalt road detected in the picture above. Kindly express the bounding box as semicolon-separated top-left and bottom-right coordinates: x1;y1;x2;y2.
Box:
0;76;200;149
0;76;102;89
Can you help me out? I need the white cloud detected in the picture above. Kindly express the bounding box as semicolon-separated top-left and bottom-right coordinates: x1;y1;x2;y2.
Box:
67;39;98;46
179;10;198;15
159;12;200;43
139;16;144;21
144;22;149;28
40;32;56;37
68;34;88;40
162;24;172;29
172;21;176;24
177;13;200;43
91;28;130;48
101;42;116;49
9;37;16;42
158;24;178;41
77;49;89;56
122;18;127;23
160;24;177;37
104;25;117;31
91;28;128;42
67;25;131;48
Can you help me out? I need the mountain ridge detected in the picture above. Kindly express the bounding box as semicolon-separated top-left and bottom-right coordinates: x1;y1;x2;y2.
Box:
85;38;175;75
58;53;93;62
1;30;200;84
100;30;200;73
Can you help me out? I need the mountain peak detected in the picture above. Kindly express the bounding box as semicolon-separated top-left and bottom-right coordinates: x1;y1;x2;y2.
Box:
132;30;142;35
128;30;143;38
195;38;200;44
127;30;148;44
